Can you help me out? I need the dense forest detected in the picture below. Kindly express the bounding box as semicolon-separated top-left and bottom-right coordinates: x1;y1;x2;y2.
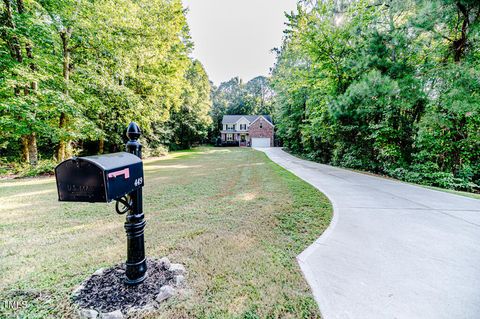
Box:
1;0;479;193
0;0;212;175
271;0;480;191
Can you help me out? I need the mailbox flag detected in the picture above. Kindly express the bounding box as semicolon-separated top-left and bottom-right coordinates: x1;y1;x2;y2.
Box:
108;168;130;179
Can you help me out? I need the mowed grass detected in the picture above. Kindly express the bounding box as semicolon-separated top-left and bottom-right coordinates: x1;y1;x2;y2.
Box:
0;147;332;318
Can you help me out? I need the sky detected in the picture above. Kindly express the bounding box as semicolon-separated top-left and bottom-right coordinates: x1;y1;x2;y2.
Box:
183;0;298;86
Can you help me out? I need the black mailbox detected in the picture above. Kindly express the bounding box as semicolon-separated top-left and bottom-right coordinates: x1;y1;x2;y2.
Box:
55;152;144;203
54;122;148;286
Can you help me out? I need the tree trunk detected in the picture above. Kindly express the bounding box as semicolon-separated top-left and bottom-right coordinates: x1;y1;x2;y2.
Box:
2;0;22;63
99;137;105;154
21;136;29;163
25;41;40;164
56;27;72;162
16;0;24;14
56;112;67;161
26;42;36;72
453;2;470;62
3;0;23;99
27;133;37;165
4;1;41;164
453;20;468;62
62;35;70;81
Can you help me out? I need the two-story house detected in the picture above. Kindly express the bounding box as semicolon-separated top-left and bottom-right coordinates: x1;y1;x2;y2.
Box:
220;115;274;147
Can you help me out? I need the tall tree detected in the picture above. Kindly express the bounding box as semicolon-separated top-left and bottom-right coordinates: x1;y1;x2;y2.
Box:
0;0;212;169
271;0;480;191
170;60;212;149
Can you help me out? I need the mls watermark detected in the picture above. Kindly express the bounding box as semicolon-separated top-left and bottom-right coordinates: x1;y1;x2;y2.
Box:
1;299;27;310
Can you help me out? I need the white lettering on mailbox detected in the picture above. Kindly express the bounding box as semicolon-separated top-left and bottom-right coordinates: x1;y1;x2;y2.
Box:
134;177;143;187
108;168;130;179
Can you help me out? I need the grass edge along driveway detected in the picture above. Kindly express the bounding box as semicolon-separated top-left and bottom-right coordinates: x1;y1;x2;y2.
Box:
0;147;332;319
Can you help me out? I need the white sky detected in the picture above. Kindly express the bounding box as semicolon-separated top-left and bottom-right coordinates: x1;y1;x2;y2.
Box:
183;0;298;85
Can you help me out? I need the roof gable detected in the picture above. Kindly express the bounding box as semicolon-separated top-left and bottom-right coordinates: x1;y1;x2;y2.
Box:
222;115;273;124
249;115;274;127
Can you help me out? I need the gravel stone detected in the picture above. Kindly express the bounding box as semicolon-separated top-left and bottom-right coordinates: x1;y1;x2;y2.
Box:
169;263;186;275
93;268;105;276
158;257;171;270
174;275;185;286
155;285;174;303
78;308;98;319
126;304;155;317
99;310;123;319
72;284;85;298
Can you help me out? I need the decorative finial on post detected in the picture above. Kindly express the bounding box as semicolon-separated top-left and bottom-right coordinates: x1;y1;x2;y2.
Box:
126;122;141;141
126;122;142;159
124;122;147;285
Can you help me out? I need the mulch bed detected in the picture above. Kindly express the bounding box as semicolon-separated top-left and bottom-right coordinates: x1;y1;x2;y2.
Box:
73;258;175;313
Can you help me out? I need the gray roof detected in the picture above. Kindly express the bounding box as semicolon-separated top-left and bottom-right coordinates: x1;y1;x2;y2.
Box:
222;115;273;124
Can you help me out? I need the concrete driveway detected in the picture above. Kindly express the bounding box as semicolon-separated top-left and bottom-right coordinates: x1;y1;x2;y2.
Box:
259;147;480;319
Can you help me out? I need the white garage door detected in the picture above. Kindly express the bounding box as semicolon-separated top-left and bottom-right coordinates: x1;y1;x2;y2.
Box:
251;138;271;148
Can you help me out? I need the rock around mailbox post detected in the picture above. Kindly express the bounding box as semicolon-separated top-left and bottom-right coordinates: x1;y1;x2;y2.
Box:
55;122;147;285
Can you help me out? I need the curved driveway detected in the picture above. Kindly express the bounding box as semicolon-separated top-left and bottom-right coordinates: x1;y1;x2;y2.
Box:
260;148;480;319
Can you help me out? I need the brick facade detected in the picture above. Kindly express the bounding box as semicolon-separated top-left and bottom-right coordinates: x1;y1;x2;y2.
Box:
248;118;274;146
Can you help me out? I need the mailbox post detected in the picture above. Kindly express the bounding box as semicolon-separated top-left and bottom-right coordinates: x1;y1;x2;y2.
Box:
124;122;147;285
54;122;148;286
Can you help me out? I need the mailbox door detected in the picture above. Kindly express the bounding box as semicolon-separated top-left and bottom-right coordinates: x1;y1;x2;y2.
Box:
56;160;107;202
105;162;144;201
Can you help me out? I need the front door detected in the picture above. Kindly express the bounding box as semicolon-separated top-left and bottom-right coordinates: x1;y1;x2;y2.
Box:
240;134;246;146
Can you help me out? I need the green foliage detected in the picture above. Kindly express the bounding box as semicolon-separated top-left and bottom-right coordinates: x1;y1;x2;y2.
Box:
169;60;213;149
272;0;480;192
142;143;168;158
12;159;57;177
0;0;212;171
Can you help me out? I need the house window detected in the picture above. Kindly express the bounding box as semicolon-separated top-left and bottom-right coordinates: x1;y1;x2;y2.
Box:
240;124;246;130
227;133;233;141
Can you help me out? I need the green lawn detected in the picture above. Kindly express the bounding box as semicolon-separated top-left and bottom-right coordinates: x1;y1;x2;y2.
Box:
0;147;332;319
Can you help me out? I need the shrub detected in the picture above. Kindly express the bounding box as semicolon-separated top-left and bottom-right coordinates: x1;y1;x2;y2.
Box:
388;163;479;192
142;144;168;158
15;160;57;178
0;158;11;175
